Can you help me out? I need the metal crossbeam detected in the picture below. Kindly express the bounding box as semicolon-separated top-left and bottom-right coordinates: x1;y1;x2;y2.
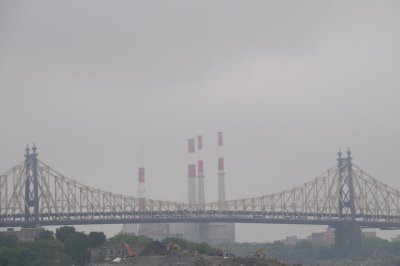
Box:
1;148;400;229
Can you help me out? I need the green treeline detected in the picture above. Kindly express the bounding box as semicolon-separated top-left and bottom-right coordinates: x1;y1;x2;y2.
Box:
3;227;400;265
0;227;106;266
0;228;221;266
108;231;152;247
230;237;400;264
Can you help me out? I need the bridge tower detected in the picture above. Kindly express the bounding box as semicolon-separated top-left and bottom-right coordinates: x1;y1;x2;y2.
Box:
334;150;361;256
23;145;40;227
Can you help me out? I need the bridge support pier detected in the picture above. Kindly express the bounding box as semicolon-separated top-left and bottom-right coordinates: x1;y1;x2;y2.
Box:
334;223;361;257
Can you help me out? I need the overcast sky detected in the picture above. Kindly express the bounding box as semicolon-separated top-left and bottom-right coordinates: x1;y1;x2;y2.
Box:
1;1;400;242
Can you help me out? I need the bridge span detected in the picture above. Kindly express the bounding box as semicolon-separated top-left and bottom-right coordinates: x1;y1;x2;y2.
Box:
1;146;400;255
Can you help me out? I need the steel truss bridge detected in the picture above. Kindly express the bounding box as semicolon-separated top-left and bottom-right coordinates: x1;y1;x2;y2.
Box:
1;146;400;255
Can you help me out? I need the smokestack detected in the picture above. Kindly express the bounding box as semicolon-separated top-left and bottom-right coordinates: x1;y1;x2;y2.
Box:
188;138;197;204
217;132;225;203
197;135;205;205
138;167;145;212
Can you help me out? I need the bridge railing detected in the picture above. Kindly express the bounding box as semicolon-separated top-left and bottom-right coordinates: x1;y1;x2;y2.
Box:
1;153;400;227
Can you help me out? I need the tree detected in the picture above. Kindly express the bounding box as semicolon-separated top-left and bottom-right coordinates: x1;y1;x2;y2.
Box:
390;240;400;254
38;230;54;240
361;236;391;257
64;232;89;265
109;233;151;247
317;245;335;260
0;246;11;265
269;241;289;259
27;238;72;266
88;231;106;248
0;233;18;248
55;226;75;242
7;245;35;266
293;240;314;262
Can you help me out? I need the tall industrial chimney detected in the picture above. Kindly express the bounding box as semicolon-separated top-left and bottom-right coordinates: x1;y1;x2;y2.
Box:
188;138;197;204
122;167;146;234
197;135;205;205
136;167;169;238
217;132;225;203
138;167;145;211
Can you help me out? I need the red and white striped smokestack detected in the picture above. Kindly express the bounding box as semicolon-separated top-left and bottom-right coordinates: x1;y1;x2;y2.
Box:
138;167;146;212
218;131;223;147
188;138;197;204
217;132;226;203
197;135;205;205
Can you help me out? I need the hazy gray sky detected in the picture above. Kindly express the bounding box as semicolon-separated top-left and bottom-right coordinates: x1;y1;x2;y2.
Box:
1;1;400;242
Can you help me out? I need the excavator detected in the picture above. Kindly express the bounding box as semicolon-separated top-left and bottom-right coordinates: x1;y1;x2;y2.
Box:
166;242;188;255
122;242;137;257
249;248;266;259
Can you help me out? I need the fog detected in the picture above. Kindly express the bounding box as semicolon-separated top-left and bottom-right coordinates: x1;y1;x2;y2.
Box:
1;0;400;242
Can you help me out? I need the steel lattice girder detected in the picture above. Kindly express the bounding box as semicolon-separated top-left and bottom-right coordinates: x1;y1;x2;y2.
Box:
1;154;400;228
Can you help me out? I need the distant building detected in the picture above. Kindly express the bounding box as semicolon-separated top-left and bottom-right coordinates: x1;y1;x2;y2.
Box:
282;236;300;245
391;235;400;242
308;227;377;243
123;222;234;245
89;241;168;264
122;167;186;241
122;223;185;241
2;228;42;241
201;223;235;246
362;231;376;238
308;227;335;242
123;133;236;245
88;246;123;263
137;223;169;240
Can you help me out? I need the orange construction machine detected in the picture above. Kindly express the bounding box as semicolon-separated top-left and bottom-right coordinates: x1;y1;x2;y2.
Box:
122;242;137;257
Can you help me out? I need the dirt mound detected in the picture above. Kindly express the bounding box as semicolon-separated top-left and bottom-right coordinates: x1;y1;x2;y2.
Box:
139;241;167;256
117;255;290;266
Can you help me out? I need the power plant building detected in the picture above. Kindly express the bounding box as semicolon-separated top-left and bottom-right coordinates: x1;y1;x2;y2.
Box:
123;132;235;245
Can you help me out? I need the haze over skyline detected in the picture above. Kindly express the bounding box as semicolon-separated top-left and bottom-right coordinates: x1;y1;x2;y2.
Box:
1;1;400;242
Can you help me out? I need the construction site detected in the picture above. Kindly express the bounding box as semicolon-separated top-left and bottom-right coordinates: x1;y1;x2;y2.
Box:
106;255;289;266
114;133;278;265
122;132;235;245
88;240;290;266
